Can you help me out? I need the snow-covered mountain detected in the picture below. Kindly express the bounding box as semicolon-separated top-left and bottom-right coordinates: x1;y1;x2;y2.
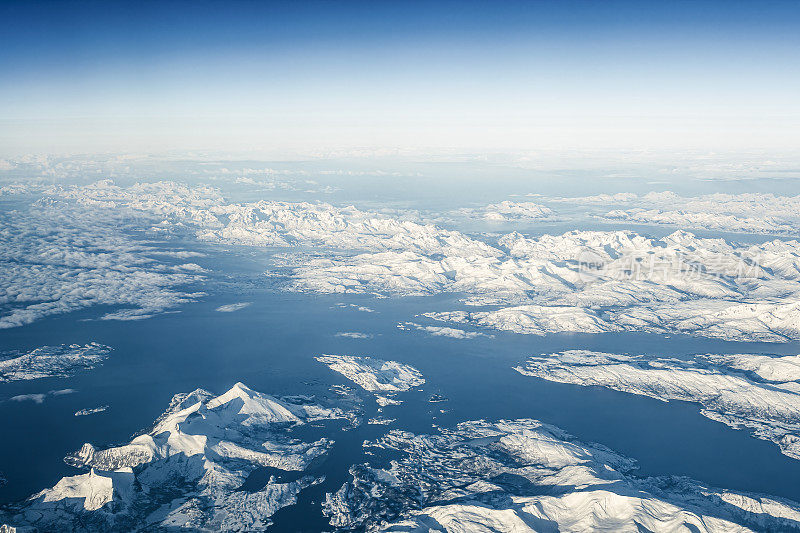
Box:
1;383;348;532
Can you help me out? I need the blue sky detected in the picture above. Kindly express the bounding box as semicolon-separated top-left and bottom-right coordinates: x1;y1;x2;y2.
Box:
1;0;799;154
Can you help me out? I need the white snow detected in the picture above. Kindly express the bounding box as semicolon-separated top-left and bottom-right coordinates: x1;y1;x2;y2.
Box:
0;197;204;328
455;201;555;222
316;355;424;395
3;383;347;531
398;322;491;339
0;343;110;382
515;350;800;459
40;469;135;511
367;417;396;426
324;419;800;532
7;180;800;344
598;192;800;235
544;191;800;235
375;395;402;407
75;406;109;417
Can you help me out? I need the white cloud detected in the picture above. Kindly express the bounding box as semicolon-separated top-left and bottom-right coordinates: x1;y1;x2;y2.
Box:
215;302;251;313
0;196;205;329
9;393;46;404
334;332;373;339
8;388;75;404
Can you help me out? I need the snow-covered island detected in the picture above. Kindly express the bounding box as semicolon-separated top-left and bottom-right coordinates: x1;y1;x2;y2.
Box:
5;180;800;345
324;419;800;532
316;355;425;406
0;343;110;383
0;383;348;531
516;350;800;460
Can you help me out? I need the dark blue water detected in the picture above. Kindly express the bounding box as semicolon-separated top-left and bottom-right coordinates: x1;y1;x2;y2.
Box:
2;279;800;528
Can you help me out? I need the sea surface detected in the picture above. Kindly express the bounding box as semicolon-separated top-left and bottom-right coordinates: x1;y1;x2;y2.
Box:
2;243;800;530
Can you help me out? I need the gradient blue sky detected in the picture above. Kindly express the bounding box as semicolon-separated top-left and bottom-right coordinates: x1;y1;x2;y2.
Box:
1;0;799;154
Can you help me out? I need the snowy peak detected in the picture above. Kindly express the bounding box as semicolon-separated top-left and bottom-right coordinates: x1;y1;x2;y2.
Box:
203;382;303;425
4;383;347;531
37;468;135;512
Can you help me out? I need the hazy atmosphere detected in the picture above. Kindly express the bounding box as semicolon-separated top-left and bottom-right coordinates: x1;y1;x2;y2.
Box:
3;0;799;153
